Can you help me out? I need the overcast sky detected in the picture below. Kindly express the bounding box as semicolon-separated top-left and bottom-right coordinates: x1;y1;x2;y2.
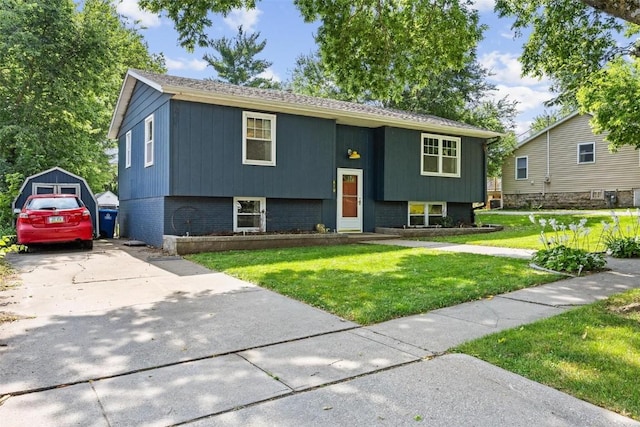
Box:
115;0;554;136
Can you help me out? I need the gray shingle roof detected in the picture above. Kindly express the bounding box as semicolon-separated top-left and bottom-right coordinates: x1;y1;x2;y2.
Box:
109;69;502;139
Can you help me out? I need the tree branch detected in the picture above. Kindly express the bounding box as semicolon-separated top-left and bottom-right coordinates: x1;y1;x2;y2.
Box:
580;0;640;24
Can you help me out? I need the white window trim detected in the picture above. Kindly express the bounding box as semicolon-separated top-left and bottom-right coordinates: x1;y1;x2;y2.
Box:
577;142;595;164
407;201;447;227
125;131;132;168
420;133;461;178
144;114;154;167
515;156;528;180
233;197;266;232
242;111;276;166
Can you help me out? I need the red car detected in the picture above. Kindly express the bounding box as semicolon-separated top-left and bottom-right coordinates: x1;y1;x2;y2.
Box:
16;194;94;250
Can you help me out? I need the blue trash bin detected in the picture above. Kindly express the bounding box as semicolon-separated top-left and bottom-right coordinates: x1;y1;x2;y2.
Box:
98;209;118;238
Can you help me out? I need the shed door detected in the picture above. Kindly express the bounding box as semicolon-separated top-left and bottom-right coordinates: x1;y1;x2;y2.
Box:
337;168;363;233
33;183;81;196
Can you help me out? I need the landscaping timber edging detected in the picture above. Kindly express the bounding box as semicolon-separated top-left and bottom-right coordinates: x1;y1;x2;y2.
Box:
374;225;503;238
163;233;351;255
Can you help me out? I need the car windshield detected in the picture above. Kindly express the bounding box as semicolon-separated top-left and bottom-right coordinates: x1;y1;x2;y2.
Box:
27;197;82;210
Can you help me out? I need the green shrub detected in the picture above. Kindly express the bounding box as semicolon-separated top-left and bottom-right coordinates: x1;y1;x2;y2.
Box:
529;215;606;274
601;210;640;258
605;236;640;258
532;245;606;275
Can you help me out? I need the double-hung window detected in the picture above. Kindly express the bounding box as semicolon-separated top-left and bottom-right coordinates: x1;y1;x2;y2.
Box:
243;111;276;166
577;142;595;164
421;134;460;177
144;114;154;167
408;202;447;226
125;131;132;168
515;156;528;180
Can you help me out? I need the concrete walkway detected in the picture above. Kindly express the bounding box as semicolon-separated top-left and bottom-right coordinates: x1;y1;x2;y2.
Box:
0;240;638;426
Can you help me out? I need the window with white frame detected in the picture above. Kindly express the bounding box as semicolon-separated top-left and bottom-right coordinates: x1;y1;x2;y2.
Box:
233;197;266;232
125;131;132;168
515;156;528;180
577;142;595;164
421;134;460;177
408;202;447;226
144;114;154;167
243;111;276;166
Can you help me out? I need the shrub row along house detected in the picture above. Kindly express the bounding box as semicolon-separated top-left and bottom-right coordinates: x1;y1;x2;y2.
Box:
108;70;501;247
502;112;640;209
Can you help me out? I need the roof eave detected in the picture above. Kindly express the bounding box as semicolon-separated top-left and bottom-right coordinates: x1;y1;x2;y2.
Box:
167;87;502;139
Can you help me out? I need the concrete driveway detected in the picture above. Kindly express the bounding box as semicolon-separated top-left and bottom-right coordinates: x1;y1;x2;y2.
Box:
1;240;638;426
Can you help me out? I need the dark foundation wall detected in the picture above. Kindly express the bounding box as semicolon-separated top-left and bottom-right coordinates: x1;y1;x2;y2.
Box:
119;197;166;247
265;199;323;232
374;201;407;228
163;196;324;236
447;202;474;225
164;197;233;237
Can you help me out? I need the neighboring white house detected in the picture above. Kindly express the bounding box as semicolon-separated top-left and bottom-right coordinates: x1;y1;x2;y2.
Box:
95;190;119;209
502;112;640;209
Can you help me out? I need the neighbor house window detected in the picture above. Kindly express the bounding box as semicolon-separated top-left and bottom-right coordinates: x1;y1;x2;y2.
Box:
144;114;154;167
408;202;447;226
515;156;528;180
234;197;266;232
243;111;276;166
125;131;131;168
578;142;595;164
421;134;460;177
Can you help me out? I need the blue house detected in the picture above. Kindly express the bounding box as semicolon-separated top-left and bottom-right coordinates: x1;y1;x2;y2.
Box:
108;70;501;247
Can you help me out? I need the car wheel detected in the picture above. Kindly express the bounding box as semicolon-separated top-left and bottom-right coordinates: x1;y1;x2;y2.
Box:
81;240;93;250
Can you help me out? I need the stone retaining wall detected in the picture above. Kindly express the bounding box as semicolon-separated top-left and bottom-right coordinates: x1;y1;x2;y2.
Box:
503;190;635;210
163;233;350;255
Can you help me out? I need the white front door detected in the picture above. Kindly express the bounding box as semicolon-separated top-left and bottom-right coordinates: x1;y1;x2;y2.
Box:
337;168;363;233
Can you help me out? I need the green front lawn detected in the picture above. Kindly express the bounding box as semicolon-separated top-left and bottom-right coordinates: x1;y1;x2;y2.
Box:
427;212;638;251
189;244;560;324
454;289;640;420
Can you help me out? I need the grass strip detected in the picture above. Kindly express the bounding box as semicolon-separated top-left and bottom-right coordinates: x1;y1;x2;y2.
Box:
426;213;638;251
189;244;560;325
453;289;640;420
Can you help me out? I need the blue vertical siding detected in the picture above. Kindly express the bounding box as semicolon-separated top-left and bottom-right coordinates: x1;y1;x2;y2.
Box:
118;100;170;202
377;127;486;202
169;101;336;199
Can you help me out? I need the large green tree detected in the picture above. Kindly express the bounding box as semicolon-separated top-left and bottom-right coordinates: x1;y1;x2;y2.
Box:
139;0;484;101
0;0;164;225
495;0;640;149
204;25;279;88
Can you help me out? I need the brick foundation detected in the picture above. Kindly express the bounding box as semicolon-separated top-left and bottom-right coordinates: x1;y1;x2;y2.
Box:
503;190;634;210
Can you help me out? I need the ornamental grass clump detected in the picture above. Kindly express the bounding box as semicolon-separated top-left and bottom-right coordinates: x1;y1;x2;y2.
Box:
529;215;605;275
601;210;640;258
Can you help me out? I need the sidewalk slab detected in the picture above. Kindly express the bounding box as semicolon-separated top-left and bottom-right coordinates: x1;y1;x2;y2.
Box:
0;287;355;395
202;354;640;427
366;297;565;354
504;270;640;307
431;296;568;329
239;330;421;391
366;312;495;354
1;383;108;427
92;354;290;427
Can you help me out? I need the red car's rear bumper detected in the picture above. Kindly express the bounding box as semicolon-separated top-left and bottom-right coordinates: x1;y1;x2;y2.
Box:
17;223;93;245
